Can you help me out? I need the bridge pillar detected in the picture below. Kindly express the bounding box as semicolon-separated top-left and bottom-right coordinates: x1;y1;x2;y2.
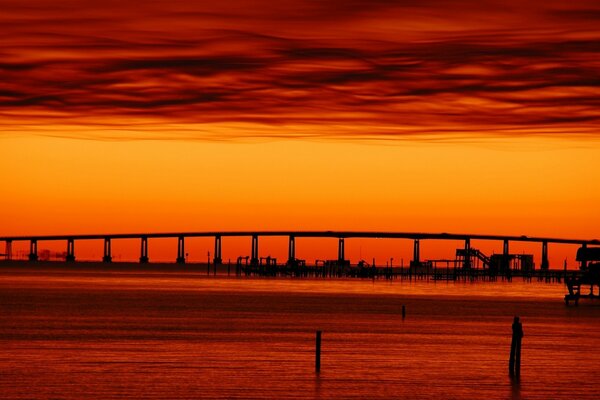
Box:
503;239;510;270
581;243;587;270
213;235;222;265
541;241;549;270
463;238;471;269
251;235;259;265
412;239;420;266
66;239;75;262
103;238;112;263
28;240;38;261
176;236;186;264
338;238;345;262
5;240;12;261
288;235;296;264
140;237;149;263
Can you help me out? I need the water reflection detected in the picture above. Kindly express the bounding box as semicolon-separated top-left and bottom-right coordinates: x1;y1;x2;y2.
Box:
0;268;598;399
510;377;522;400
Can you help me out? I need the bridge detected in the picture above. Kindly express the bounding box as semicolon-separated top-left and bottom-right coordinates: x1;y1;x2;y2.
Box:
1;231;598;269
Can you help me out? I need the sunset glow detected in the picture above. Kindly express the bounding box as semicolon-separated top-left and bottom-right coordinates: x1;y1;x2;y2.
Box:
2;4;600;399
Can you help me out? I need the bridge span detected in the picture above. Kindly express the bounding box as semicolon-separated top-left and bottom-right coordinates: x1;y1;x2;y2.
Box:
1;231;598;269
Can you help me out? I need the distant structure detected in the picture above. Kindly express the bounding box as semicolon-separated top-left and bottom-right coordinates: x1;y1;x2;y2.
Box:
565;246;600;305
1;231;596;270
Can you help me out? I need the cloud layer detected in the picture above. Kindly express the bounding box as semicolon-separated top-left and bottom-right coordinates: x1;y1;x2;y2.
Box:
1;0;599;141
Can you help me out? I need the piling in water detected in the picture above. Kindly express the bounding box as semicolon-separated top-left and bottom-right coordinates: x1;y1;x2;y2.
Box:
315;330;322;373
402;305;406;320
509;316;524;378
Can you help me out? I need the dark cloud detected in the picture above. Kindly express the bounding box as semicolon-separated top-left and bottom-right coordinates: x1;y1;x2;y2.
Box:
0;1;599;141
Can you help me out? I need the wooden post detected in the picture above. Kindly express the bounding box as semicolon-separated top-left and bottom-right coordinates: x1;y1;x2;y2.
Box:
509;316;524;378
315;330;322;373
402;305;406;320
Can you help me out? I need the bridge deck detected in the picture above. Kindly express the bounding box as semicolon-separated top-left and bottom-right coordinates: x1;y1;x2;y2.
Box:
1;231;598;244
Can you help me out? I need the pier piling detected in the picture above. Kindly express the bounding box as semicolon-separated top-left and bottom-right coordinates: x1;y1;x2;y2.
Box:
402;305;406;320
509;316;524;379
315;330;322;373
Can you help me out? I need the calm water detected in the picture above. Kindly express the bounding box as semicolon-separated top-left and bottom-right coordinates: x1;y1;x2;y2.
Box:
1;267;599;399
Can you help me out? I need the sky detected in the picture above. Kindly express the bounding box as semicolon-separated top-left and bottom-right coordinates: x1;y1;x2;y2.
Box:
1;0;599;265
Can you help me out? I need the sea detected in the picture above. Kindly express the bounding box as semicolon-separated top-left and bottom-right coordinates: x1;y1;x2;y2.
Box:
0;265;598;399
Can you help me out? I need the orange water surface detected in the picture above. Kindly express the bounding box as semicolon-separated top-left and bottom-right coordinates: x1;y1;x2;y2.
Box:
1;267;598;399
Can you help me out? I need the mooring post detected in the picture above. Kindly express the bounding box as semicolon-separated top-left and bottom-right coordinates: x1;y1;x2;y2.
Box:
515;330;522;378
509;318;517;376
402;305;406;320
509;316;524;378
315;330;322;373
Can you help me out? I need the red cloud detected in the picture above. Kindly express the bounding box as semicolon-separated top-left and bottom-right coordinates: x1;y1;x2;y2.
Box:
1;1;599;141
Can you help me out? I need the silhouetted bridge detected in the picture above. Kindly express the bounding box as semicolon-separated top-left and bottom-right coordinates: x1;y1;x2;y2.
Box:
1;231;598;270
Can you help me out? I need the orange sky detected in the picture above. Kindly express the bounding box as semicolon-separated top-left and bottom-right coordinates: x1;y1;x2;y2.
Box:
1;1;599;266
